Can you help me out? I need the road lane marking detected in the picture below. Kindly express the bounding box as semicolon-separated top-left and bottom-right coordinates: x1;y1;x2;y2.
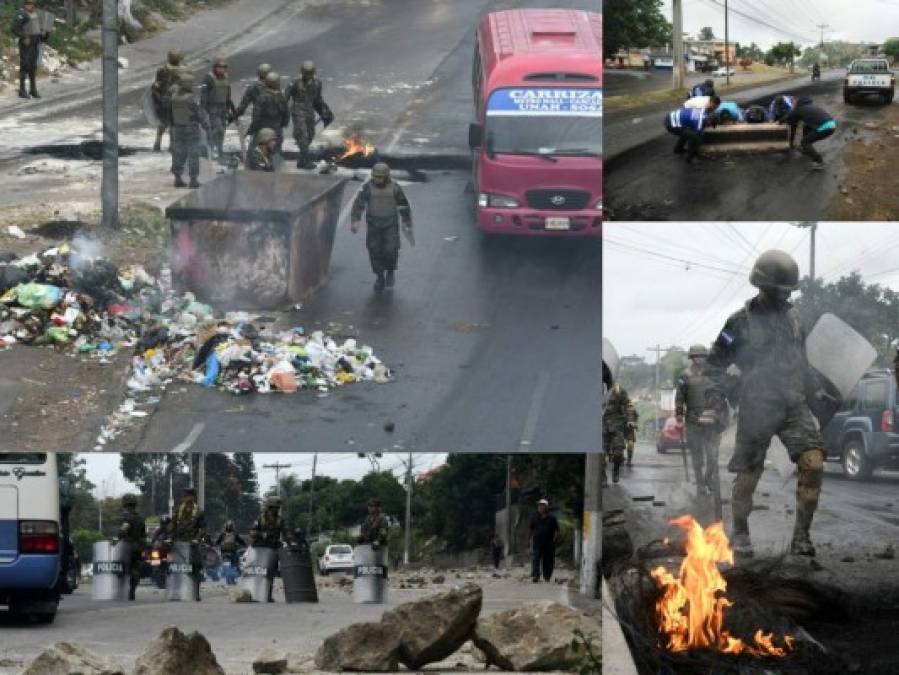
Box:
519;371;550;450
172;423;206;453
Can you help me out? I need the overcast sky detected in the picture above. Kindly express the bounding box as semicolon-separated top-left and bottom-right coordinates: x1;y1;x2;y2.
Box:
603;222;899;360
660;0;899;49
82;453;449;498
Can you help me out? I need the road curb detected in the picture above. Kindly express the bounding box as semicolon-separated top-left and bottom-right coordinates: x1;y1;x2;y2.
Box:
602;578;639;675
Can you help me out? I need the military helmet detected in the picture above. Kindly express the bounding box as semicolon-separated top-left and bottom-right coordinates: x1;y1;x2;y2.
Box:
122;493;138;507
749;249;800;291
213;56;228;68
257;63;272;79
371;163;390;178
225;519;234;529
688;344;709;359
167;49;183;65
256;128;277;145
264;72;281;90
178;72;195;90
368;498;381;507
183;486;197;497
266;496;282;508
301;60;316;75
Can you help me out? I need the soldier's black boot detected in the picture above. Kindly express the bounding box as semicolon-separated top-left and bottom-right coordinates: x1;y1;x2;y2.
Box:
731;517;754;559
153;128;164;152
790;508;816;557
18;76;28;99
174;175;187;188
385;270;395;288
128;580;138;601
189;177;200;189
612;461;621;484
374;273;385;292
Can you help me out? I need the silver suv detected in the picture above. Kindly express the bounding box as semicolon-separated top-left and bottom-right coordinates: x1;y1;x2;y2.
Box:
844;59;895;104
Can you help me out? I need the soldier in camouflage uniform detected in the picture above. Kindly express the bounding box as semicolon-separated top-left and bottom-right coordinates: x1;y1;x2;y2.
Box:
358;498;389;548
246;128;278;172
11;0;48;99
200;56;236;161
625;400;639;467
151;50;188;152
350;163;414;292
707;250;828;558
166;73;209;189
285;61;334;169
250;496;290;602
603;383;631;484
676;344;721;494
235;63;272;123
247;72;288;154
172;487;206;601
116;493;146;601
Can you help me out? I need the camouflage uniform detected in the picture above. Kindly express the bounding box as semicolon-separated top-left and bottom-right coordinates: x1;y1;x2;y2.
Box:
350;177;412;276
248;85;289;151
708;295;825;555
172;497;206;598
625;400;639;466
151;57;187;151
117;498;146;600
167;78;208;187
359;513;389;547
285;68;333;168
675;360;721;490
200;69;235;158
11;5;43;98
603;384;630;482
246;145;275;172
250;509;288;549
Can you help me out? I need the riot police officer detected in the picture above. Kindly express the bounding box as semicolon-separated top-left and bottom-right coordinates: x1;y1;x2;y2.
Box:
350;163;414;292
707;250;828;558
116;493;146;601
358;498;389;548
200;56;236;161
250;496;290;602
172;487;206;600
285;60;334;169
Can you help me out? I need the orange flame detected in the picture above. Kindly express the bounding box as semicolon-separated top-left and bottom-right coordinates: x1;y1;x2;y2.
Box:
650;515;793;658
337;136;376;161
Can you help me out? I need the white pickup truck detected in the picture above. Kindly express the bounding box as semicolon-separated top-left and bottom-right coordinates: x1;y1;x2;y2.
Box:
844;58;895;104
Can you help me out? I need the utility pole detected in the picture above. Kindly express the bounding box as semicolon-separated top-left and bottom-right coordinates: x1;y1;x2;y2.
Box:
724;0;730;87
579;453;601;598
168;469;174;517
816;23;829;48
101;0;119;229
505;455;513;559
672;0;685;89
263;462;293;497
307;454;317;530
793;222;817;283
197;453;206;510
400;453;414;566
647;345;675;432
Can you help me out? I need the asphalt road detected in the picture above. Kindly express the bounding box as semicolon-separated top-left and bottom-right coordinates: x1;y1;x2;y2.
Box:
607;440;899;591
0;0;601;453
603;72;896;221
0;571;575;674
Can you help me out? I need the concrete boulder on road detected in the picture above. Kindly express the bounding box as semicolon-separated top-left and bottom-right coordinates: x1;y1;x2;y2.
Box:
133;626;225;675
473;601;600;671
314;621;403;672
22;642;124;675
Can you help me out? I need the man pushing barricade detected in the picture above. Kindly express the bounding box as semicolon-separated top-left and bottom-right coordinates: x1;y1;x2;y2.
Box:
664;97;720;164
248;497;290;603
170;487;206;601
780;96;836;170
350;163;414;292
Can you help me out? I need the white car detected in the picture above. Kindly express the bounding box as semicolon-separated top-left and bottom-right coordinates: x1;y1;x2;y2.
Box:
318;544;355;575
844;59;894;104
713;67;735;77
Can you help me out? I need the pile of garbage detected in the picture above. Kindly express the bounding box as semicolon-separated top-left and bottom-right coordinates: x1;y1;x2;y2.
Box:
1;243;392;446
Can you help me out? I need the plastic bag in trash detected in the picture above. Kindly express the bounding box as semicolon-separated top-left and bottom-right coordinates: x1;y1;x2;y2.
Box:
15;283;63;309
198;353;220;387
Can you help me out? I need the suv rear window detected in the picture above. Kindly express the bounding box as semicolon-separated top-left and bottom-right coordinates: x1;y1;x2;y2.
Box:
850;60;890;74
330;545;352;555
863;380;889;409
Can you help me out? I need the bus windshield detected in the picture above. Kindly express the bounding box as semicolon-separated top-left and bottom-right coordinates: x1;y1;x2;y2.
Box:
485;87;601;156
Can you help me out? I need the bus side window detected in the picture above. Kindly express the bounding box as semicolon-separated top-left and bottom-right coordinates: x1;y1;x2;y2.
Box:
472;41;482;110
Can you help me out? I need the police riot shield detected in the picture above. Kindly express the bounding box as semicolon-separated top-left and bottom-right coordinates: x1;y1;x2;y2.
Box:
91;540;131;601
602;338;620;405
142;86;162;128
353;544;388;604
806;313;877;400
165;541;197;601
240;546;277;602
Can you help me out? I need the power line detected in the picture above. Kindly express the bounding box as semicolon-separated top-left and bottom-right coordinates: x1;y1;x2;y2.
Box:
701;0;817;42
603;237;749;276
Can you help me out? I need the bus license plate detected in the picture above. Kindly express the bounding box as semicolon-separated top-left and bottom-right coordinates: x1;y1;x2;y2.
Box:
545;217;570;231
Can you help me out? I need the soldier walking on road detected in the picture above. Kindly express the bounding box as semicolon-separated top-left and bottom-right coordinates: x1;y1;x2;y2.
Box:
676;344;722;495
603;383;632;484
625;399;639;467
358;498;389;549
250;497;290;602
12;0;49;99
246;72;289;154
235;63;272;123
116;493;146;601
529;500;559;583
285;61;334;169
151;50;188;152
172;487;206;601
167;73;209;189
246;128;278;172
707;250;830;559
350;163;414;292
200;56;236;161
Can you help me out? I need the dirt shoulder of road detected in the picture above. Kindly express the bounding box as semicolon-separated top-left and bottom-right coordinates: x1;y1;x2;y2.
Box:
828;103;899;221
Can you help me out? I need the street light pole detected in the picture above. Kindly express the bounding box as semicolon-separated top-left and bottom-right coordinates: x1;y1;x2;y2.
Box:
724;0;730;87
505;455;513;559
402;452;414;566
672;0;685;90
307;453;317;530
101;0;119;229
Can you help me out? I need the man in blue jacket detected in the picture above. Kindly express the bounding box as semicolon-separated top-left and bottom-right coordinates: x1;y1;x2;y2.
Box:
664;96;720;163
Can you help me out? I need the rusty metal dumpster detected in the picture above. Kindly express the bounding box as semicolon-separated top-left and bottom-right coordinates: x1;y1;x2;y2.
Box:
166;171;347;309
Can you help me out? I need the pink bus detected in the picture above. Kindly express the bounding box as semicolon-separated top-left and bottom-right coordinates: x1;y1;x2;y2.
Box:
469;9;602;237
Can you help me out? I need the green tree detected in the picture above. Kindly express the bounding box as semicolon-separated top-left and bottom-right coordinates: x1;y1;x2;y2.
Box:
231;453;260;531
883;38;899;64
120;454;186;515
699;26;715;41
767;42;802;71
604;0;672;59
71;528;104;563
